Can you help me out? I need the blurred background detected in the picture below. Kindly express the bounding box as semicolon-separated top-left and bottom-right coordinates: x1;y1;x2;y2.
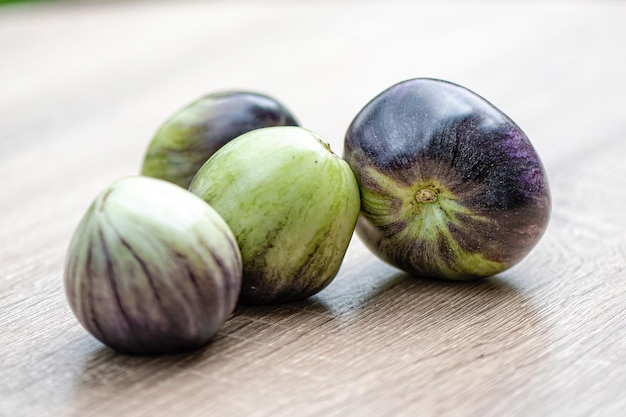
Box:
4;0;623;166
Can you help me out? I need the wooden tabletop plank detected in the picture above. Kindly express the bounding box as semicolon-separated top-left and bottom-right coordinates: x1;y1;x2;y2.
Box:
1;1;625;416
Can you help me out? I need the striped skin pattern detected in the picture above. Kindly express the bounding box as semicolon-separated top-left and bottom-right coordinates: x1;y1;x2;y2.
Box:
189;126;361;304
64;177;242;354
344;78;551;280
141;91;298;188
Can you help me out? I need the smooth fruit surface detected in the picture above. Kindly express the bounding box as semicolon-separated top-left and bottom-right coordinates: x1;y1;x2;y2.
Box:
64;176;242;354
141;91;298;188
189;126;361;304
344;78;551;279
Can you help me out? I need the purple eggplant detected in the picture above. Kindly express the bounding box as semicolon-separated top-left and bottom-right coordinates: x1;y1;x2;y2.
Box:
344;78;551;279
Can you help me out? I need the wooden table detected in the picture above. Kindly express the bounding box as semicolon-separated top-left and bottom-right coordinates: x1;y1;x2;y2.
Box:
2;1;625;416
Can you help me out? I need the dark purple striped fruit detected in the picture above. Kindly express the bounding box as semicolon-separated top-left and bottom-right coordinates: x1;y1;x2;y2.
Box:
64;176;242;354
344;78;551;279
141;91;298;188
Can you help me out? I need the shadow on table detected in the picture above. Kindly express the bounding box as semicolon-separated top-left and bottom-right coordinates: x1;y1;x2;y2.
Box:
72;266;550;414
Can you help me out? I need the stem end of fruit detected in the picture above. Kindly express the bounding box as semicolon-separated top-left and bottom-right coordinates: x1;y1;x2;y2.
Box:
415;188;437;204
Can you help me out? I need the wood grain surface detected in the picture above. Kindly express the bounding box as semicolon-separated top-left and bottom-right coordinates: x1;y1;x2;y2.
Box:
1;1;626;416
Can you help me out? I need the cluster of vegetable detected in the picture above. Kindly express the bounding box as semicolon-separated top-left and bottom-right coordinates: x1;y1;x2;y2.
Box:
64;79;551;354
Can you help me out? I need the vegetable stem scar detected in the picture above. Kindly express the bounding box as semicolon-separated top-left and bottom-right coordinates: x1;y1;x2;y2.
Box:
415;188;438;204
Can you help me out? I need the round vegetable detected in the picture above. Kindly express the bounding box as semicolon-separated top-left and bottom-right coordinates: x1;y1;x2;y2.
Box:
64;176;242;354
189;126;361;304
141;91;298;188
344;78;551;279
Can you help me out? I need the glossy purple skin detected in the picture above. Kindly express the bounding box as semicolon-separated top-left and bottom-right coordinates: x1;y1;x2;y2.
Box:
142;91;298;188
344;78;551;279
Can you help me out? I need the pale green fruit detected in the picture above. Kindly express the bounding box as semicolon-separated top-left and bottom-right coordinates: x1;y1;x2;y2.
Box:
64;176;242;354
189;126;360;304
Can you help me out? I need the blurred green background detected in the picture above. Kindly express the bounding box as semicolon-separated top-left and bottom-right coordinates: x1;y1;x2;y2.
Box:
0;0;51;5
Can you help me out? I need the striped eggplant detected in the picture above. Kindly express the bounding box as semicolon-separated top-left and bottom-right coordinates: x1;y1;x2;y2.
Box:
64;176;242;354
189;126;361;304
141;91;298;188
344;78;551;280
